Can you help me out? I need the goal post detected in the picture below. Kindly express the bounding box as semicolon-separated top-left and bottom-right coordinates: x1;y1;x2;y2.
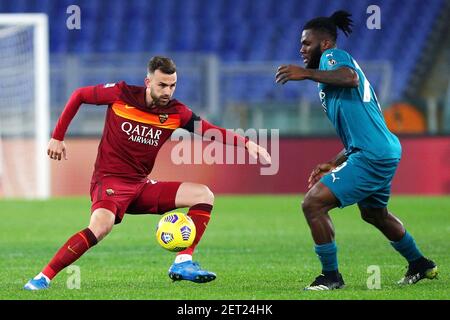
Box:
0;14;50;199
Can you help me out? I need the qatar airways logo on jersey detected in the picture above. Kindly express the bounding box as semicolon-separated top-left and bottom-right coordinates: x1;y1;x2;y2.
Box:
121;122;162;146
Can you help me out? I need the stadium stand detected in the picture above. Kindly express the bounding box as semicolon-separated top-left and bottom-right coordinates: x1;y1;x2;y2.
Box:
0;0;445;110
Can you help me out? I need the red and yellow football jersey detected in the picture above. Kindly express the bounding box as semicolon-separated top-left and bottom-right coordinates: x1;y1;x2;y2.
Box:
52;81;246;182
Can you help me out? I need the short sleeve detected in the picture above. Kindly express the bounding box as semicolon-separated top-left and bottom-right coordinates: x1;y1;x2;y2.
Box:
172;102;198;131
182;111;201;133
91;82;122;105
320;49;355;71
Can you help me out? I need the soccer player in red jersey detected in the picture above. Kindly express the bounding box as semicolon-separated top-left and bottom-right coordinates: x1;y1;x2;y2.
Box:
24;56;271;290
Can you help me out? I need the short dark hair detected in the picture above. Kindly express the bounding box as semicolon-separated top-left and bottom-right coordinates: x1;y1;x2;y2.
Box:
303;10;353;41
147;56;176;75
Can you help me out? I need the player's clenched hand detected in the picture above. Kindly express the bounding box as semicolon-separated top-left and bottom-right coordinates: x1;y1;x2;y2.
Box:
245;140;272;165
275;64;310;84
47;138;67;161
308;162;334;189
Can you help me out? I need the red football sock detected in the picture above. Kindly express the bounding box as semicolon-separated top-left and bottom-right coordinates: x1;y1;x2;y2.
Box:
42;228;98;280
178;203;212;256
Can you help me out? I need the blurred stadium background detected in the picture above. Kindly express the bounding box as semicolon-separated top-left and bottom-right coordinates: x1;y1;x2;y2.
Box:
0;0;449;198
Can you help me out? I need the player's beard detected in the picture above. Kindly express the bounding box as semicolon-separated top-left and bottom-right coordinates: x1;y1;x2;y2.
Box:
150;89;170;106
306;45;322;69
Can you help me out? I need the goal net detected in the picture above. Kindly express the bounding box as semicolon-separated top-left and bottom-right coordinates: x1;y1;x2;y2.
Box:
0;14;50;199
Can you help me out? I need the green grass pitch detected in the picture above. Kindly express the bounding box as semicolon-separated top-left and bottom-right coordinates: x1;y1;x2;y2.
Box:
0;195;448;300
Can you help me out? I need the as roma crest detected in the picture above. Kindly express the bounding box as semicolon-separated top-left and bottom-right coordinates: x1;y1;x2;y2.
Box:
159;114;169;124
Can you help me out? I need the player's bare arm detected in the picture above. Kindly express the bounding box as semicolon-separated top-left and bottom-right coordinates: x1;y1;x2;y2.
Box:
330;148;347;167
47;83;119;163
307;148;347;188
276;65;358;87
245;140;272;164
47;138;67;161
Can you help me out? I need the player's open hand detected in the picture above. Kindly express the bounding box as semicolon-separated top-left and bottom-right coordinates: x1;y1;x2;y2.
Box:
275;64;310;84
47;138;67;161
245;140;271;165
308;162;335;189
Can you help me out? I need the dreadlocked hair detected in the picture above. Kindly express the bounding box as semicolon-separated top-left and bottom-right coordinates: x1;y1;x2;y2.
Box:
303;10;353;41
330;11;353;37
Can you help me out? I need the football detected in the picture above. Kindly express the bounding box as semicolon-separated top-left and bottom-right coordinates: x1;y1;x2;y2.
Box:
156;212;196;252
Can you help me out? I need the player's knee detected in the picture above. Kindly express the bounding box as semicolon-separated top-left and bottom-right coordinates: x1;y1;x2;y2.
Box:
360;208;387;226
302;190;331;221
301;196;320;220
360;211;375;224
89;209;115;241
197;185;214;205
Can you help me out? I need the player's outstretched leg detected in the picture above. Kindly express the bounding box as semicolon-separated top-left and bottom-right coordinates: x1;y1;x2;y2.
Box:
168;183;216;283
359;206;438;285
24;208;115;290
302;183;344;290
